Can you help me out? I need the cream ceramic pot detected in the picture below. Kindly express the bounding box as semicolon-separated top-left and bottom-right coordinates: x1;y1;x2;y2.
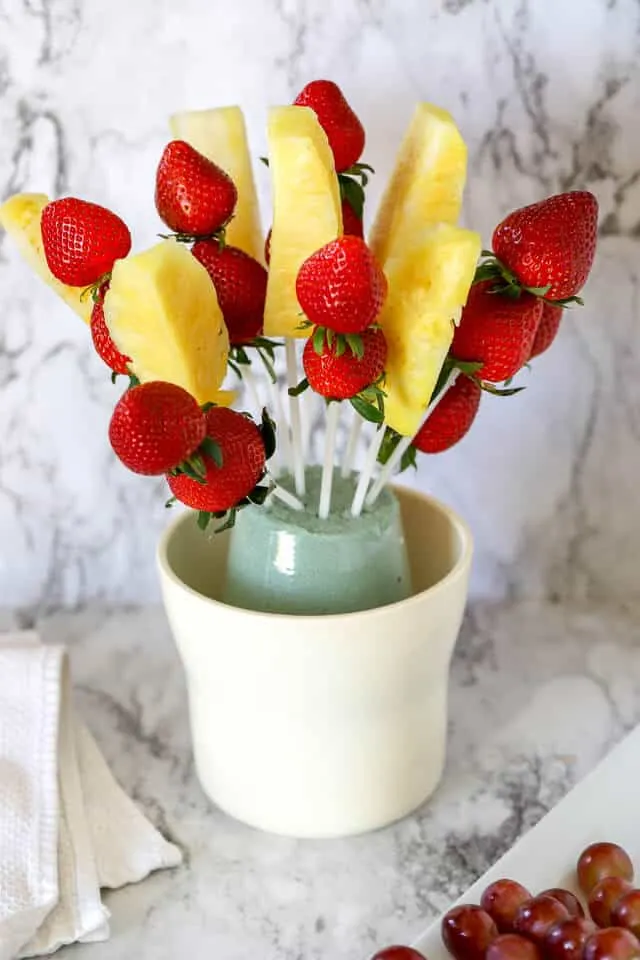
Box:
157;486;473;838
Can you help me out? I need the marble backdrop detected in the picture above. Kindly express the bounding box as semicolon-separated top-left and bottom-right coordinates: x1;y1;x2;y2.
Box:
0;0;639;610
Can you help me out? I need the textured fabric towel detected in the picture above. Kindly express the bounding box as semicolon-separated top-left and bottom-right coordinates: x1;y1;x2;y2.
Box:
0;632;182;959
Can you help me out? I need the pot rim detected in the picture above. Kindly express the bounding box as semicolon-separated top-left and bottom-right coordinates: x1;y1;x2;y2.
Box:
156;484;473;624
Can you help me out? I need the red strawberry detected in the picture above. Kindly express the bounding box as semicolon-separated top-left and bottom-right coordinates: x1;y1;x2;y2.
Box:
452;280;543;382
303;327;387;399
192;241;267;345
296;236;387;334
341;199;364;238
167;407;266;513
90;295;131;375
413;377;481;454
530;303;563;359
155;140;238;236
492;191;598;300
41;198;131;287
294;80;365;172
109;382;206;475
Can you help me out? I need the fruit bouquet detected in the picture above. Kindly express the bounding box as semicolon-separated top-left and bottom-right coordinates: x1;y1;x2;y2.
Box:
0;81;599;836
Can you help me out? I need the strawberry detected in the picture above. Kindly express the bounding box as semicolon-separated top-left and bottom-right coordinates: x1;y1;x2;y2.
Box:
413;376;481;454
293;80;365;172
530;303;563;359
192;241;267;345
155;140;238;237
167;407;266;515
296;236;387;334
41;198;131;287
451;280;543;383
342;198;364;238
491;191;598;300
90;292;131;376
109;381;206;475
303;326;387;400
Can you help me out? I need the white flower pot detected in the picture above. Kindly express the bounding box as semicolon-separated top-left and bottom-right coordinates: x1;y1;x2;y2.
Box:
157;486;473;838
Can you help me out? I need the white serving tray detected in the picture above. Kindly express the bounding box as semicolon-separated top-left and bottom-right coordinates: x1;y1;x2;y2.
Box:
413;724;640;957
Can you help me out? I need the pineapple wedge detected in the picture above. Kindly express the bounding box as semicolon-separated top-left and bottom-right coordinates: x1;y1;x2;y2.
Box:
170;106;263;263
380;224;481;437
264;106;343;338
369;104;467;268
104;240;230;405
0;193;93;324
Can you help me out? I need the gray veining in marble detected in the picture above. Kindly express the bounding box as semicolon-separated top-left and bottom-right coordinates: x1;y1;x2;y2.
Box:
1;0;640;609
15;599;637;959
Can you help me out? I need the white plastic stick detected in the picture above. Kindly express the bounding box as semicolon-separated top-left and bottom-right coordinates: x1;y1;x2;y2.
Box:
365;434;412;508
266;377;290;479
301;388;318;461
241;365;262;413
270;483;305;512
318;402;340;519
351;425;385;518
366;370;460;507
341;410;363;478
285;338;306;496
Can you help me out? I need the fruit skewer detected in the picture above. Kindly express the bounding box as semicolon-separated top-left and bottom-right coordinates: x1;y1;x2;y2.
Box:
351;426;386;518
366;371;460;508
285;339;307;497
341;412;364;478
318;401;342;519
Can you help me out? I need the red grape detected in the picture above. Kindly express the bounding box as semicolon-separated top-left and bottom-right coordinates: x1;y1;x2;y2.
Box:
371;949;427;960
541;889;585;919
513;895;570;944
441;905;499;960
589;878;633;927
545;917;597;960
583;927;640;960
613;891;640;939
486;934;542;960
481;881;532;933
578;844;634;895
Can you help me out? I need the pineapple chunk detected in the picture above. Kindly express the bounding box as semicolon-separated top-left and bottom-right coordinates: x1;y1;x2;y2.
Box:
380;224;481;436
264;106;343;338
0;193;93;324
170;106;263;263
369;104;467;268
104;240;230;405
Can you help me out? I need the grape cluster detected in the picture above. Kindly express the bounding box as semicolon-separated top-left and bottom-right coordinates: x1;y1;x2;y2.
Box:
370;843;640;960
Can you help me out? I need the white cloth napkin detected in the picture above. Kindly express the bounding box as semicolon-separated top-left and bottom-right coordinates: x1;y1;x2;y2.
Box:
0;632;182;959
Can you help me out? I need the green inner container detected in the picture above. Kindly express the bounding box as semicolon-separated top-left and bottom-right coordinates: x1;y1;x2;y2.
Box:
222;466;412;616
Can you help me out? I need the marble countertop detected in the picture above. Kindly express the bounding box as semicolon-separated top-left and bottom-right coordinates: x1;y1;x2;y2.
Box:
10;599;639;960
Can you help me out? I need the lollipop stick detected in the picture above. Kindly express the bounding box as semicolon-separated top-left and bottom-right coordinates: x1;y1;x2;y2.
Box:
318;401;341;519
365;434;412;507
285;338;306;496
366;370;460;507
266;377;290;479
301;388;318;461
269;483;305;512
241;364;262;413
341;409;363;477
351;425;385;518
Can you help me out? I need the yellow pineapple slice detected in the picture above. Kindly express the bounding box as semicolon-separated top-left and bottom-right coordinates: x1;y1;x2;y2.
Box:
380;223;481;436
104;240;230;405
170;106;263;263
264;106;343;338
369;104;467;268
0;193;93;324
